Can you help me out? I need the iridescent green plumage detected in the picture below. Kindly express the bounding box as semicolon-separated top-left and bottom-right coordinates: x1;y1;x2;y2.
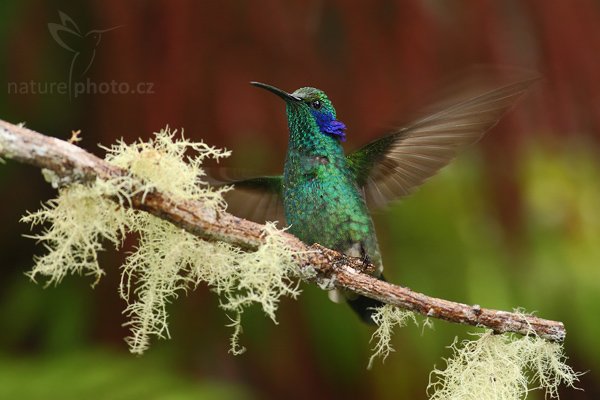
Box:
279;86;381;271
218;77;537;322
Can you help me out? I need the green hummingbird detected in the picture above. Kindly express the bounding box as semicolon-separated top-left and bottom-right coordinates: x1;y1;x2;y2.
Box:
217;77;536;323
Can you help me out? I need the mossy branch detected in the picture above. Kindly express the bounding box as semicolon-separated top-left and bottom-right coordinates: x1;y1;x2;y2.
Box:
0;119;565;342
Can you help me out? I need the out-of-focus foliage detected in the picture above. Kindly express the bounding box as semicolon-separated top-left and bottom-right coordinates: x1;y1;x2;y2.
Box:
0;351;253;400
521;142;600;371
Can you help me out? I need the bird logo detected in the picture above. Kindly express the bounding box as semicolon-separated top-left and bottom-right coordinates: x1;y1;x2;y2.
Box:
48;11;121;98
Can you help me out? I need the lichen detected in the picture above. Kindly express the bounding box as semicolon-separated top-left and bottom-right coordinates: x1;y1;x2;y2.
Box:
367;304;418;369
427;331;581;399
22;128;302;354
21;183;127;287
102;128;230;205
41;169;61;188
120;215;300;355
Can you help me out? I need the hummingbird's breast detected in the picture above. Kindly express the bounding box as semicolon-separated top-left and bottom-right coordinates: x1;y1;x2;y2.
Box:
283;151;382;270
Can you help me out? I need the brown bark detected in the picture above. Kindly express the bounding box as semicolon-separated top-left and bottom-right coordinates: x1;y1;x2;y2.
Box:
0;119;565;342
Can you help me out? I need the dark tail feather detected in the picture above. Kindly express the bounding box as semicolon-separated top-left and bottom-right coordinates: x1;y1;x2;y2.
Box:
346;274;386;324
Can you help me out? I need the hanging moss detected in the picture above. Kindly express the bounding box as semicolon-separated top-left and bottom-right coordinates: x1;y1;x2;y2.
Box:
428;330;581;399
22;128;302;354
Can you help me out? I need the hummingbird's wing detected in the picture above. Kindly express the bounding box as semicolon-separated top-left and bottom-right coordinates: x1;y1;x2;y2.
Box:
206;170;285;225
347;77;538;209
48;12;83;53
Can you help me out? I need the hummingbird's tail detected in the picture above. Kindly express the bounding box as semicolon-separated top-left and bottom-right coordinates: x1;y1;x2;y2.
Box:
345;274;387;324
347;295;385;324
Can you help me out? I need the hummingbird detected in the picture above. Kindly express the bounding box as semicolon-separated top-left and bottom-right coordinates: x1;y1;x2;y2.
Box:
48;11;121;97
216;76;536;323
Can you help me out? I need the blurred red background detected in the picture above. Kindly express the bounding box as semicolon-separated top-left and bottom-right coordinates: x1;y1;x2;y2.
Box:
1;1;599;399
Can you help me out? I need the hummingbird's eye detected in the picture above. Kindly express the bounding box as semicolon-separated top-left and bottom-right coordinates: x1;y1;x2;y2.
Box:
310;100;322;110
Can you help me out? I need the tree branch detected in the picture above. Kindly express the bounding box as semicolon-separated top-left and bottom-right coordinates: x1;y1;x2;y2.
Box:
0;119;565;342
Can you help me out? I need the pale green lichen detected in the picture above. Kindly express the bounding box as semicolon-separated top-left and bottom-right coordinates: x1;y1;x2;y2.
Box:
22;128;302;354
427;331;581;399
41;169;60;187
120;214;300;355
21;184;127;286
191;221;301;355
102;128;230;205
367;305;418;369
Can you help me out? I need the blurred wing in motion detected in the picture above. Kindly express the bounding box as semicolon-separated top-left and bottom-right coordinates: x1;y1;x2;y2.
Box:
206;169;285;226
347;77;538;209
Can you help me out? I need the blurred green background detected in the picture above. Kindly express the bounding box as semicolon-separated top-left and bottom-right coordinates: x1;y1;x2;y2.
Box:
1;1;599;399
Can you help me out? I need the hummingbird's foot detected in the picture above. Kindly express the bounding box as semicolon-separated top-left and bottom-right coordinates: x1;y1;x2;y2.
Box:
360;252;371;266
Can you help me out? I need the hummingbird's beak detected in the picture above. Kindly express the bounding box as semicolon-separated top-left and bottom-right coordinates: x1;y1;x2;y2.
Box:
250;82;301;103
90;25;124;34
102;25;124;33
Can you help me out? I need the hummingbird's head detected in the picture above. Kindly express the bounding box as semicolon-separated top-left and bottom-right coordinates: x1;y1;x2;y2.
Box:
85;31;103;46
86;25;122;46
251;82;347;142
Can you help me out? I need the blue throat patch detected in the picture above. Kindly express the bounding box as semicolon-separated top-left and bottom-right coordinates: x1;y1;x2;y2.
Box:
311;110;347;142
